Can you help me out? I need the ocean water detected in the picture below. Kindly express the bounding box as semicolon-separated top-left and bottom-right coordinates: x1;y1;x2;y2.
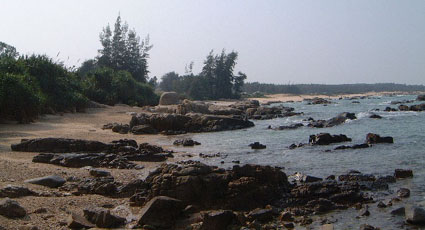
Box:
157;94;425;229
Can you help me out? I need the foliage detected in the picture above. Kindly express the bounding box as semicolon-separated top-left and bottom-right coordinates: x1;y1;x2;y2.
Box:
83;67;158;106
158;50;247;100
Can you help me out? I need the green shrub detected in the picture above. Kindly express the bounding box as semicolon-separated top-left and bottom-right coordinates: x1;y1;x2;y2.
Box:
0;73;42;123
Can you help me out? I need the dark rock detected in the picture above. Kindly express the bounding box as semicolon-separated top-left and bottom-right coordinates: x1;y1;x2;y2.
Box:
377;201;387;208
247;208;274;222
406;206;425;225
0;198;26;218
410;103;425;111
334;143;370;150
284;222;295;229
385;107;397;112
25;175;66;188
11;138;109;153
359;206;370;216
273;123;304;130
131;125;157;134
309;133;352;145
417;95;425;101
309;112;356;128
67;212;95;229
394;169;413;179
77;177;119;197
137;196;184;228
397;188;410;198
338;173;375;182
369;114;382;119
200;210;236;230
360;224;380;230
89;168;111;177
308;97;332;105
111;123;130;134
173;138;201;147
289;143;305;149
326;175;336;180
249;142;266;149
0;185;36;198
33;153;137;169
280;211;294;221
366;133;393;144
83;206;126;228
391;207;405;216
399;105;409;111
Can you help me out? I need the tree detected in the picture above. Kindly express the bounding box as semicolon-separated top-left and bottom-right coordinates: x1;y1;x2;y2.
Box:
0;42;18;58
159;72;180;91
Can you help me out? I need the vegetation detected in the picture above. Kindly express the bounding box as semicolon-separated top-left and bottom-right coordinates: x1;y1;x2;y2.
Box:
243;82;425;96
159;50;247;100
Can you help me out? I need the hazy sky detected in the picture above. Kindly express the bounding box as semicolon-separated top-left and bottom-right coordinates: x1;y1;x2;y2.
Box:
1;0;425;84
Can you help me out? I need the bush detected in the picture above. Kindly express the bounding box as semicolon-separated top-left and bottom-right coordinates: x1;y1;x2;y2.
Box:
0;73;42;123
83;67;158;106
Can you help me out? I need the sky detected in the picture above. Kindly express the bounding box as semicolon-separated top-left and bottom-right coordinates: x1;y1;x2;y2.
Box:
1;0;425;84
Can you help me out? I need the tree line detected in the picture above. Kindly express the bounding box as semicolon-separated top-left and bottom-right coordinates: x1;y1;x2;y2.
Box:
243;82;425;96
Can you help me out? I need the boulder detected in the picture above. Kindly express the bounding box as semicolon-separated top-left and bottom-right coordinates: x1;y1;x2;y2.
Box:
406;206;425;225
366;133;393;144
417;95;425;101
83;206;126;228
25;175;66;188
397;188;410;198
137;196;184;228
409;103;425;111
200;210;236;230
0;185;36;198
309;112;356;128
11;138;109;153
131;125;157;134
67;212;95;229
89;168;111;178
159;92;180;105
173;138;201;147
391;207;405;216
247;208;274;222
394;169;413;179
0;198;26;218
111;123;130;134
249;142;266;149
369;114;382;119
33;153;137;169
309;133;352;145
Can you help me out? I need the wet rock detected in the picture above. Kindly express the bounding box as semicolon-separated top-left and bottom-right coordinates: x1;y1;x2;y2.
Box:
309;112;356;128
289;143;306;149
399;105;409;111
89;168;111;177
377;201;387;208
247;208;274;222
246;106;300;120
410;103;425;111
130;113;255;134
273;123;304;130
249;142;266;149
360;224;380;230
67;212;95;229
397;188;410;198
334;143;370;150
137;196;184;228
0;198;27;218
309;133;352;145
338;173;376;182
406;206;425;225
369;114;382;119
83;206;126;228
0;185;36;198
200;210;236;230
307;97;332;105
25;175;66;188
394;169;413;179
280;211;294;221
391;207;405;216
385;107;397;112
284;222;295;228
289;172;322;183
359;206;370;216
366;133;394;144
417;95;425;101
11;138;109;153
173;138;201;146
131;125;157;134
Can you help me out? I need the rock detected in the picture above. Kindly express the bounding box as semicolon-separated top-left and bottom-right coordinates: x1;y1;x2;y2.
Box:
111;123;130;134
394;169;413;179
289;172;322;183
397;188;411;198
321;224;334;230
409;103;425;111
249;142;266;149
391;207;405;216
273;123;304;130
0;185;36;198
338;173;375;182
137;196;184;228
308;97;332;105
284;222;295;228
130;113;254;133
280;211;294;221
83;206;126;228
67;212;95;229
309;133;352;145
173;138;201;147
377;201;387;208
0;198;27;218
25;175;66;188
200;210;236;230
406;206;425;225
359;206;370;216
334;143;370;150
360;224;380;230
369;114;382;119
309;112;356;128
247;208;274;222
11;138;109;153
417;95;425;101
89;168;111;178
131;125;157;134
366;133;393;144
159;92;180;105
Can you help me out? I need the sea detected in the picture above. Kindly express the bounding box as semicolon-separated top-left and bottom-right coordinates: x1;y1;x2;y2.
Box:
156;94;425;229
